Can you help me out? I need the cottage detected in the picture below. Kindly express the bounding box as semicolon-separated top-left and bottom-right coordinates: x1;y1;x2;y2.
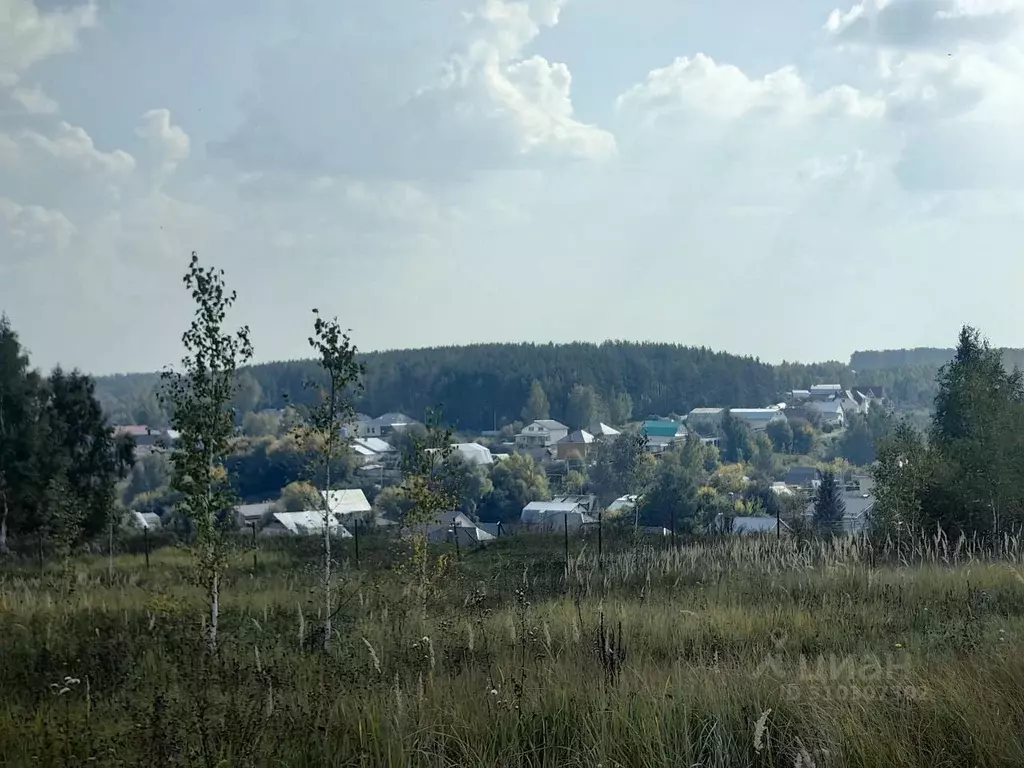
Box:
347;413;418;438
516;420;569;449
322;489;372;517
806;399;845;427
729;408;787;432
809;384;842;401
402;512;494;544
236;501;273;528
589;423;621;439
261;511;353;537
804;492;875;534
642;419;687;453
607;494;639;515
556;429;595;461
784;466;820;489
452;442;495;466
686;408;725;431
521;500;595;530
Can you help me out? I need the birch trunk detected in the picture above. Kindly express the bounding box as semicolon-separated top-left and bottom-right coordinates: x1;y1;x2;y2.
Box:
0;493;8;555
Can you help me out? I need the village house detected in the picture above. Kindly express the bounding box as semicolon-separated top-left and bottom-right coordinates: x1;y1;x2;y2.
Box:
589;422;621;440
322;489;372;518
686;407;725;432
516;419;569;450
806;399;845;428
809;384;842;400
556;429;596;461
235;501;274;528
729;407;787;432
260;511;353;537
642;418;687;453
451;442;495;466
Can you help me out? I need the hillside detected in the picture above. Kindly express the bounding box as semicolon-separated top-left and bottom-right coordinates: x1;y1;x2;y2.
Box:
95;341;852;430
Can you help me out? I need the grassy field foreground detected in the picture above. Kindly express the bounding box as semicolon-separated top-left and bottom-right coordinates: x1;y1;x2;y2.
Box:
2;533;1024;767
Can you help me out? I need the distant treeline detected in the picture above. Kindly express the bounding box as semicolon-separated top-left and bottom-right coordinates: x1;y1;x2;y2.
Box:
97;342;859;431
851;347;1024;371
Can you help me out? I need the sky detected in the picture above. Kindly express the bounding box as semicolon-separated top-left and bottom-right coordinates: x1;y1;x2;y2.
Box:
2;0;1023;374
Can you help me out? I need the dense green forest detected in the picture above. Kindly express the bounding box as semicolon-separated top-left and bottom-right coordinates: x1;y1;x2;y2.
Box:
851;347;1024;371
97;343;860;431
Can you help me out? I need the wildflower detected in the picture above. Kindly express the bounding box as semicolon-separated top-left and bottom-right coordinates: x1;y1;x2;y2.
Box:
753;708;771;754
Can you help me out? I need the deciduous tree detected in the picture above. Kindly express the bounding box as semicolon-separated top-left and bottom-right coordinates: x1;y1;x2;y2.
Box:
161;251;253;651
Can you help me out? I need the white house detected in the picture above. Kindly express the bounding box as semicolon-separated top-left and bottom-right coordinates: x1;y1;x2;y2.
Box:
521;499;596;531
401;512;494;544
451;443;495;466
809;384;842;400
515;419;569;449
807;399;845;427
345;413;418;438
686;407;725;428
729;408;787;432
261;511;353;537
322;489;372;517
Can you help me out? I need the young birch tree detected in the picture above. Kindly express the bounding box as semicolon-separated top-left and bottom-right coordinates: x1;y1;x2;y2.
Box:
161;252;253;651
306;309;362;650
401;408;460;606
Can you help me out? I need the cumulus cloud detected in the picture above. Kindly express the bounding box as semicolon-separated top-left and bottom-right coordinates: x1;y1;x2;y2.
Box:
616;53;884;125
0;0;96;85
211;0;612;180
6;0;1024;373
136;108;190;177
825;0;1021;49
0;196;76;255
9;83;58;114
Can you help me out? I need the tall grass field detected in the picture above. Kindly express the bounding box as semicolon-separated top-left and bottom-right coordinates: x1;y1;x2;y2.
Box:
2;531;1024;767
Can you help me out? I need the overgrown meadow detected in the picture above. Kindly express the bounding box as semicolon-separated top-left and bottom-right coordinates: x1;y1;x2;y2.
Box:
3;531;1024;767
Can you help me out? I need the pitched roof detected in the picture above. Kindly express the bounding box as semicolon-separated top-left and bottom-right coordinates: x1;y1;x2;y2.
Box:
643;419;684;437
532;419;568;431
590;422;621;436
452;443;494;465
558;429;594;444
608;494;639;512
785;466;819;486
375;412;415;425
236;502;273;522
269;511;353;537
807;400;844;414
353;437;394;454
688;407;725;417
322;489;371;515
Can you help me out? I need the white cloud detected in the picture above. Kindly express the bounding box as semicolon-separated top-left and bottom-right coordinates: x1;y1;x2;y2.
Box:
136;108;190;177
6;0;1024;374
212;0;612;179
19;121;135;176
0;196;75;255
825;0;1021;49
0;0;96;85
9;83;58;113
615;53;885;124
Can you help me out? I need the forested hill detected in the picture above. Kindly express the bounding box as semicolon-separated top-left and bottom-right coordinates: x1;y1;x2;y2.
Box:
851;347;1024;371
95;342;851;431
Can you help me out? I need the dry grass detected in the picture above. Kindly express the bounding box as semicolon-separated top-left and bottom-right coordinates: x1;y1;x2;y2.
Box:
1;531;1023;767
